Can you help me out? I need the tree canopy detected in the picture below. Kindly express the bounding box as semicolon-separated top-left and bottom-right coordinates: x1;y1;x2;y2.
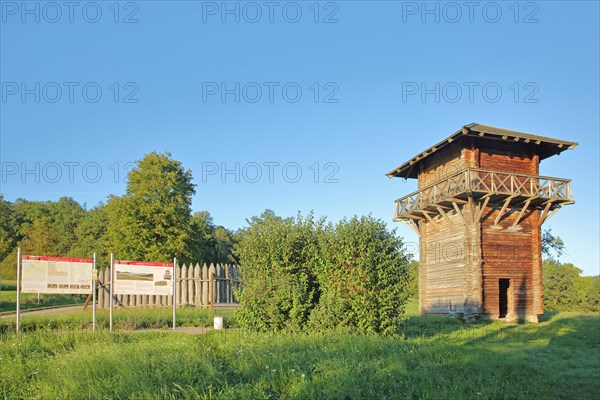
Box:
0;153;234;279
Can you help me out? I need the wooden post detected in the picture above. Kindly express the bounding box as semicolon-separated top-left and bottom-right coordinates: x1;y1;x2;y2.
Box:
180;263;187;305
202;264;209;306
188;264;195;306
98;269;105;309
208;264;215;305
172;257;177;330
194;263;201;307
16;248;21;333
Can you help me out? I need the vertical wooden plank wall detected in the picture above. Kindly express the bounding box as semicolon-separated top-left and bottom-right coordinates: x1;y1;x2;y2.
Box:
95;263;241;309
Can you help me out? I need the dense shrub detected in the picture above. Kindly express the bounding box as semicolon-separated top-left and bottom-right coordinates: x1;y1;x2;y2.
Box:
233;211;322;332
234;211;412;335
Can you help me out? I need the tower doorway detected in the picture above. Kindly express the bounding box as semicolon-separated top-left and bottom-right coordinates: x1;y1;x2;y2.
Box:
499;279;510;318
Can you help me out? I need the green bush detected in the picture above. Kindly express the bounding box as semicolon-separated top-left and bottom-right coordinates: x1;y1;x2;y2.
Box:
234;211;322;332
234;211;412;335
309;216;412;335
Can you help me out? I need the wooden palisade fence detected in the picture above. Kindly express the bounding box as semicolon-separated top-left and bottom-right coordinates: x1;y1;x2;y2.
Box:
96;263;241;309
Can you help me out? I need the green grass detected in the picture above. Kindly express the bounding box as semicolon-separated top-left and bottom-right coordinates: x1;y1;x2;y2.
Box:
0;281;17;291
0;307;235;334
0;290;81;313
1;303;598;399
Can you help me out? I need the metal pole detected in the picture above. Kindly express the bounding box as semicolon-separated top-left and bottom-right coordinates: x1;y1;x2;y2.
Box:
109;253;114;331
92;252;97;332
16;247;22;333
172;257;177;331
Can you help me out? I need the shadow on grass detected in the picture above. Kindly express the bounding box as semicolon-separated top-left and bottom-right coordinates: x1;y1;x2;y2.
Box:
168;315;600;399
538;310;559;322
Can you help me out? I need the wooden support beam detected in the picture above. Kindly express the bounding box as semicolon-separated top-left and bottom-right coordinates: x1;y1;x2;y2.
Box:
522;194;540;203
422;211;439;231
538;201;561;226
476;196;491;222
538;202;552;226
437;206;454;227
447;197;467;204
512;199;531;227
468;196;475;224
452;201;465;223
540;207;561;225
400;219;420;236
494;196;514;225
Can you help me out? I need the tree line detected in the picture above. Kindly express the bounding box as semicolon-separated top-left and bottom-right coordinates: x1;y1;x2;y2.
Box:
0;152;234;279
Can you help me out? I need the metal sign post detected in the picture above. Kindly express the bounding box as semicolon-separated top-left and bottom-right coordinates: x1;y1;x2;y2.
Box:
16;247;22;333
109;253;114;331
92;253;97;332
172;257;177;331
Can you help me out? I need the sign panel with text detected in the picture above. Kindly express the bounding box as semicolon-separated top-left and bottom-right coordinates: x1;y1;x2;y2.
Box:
21;256;93;294
113;261;174;295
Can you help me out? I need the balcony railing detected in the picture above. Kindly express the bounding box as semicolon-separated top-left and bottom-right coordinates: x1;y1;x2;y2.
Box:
394;168;572;220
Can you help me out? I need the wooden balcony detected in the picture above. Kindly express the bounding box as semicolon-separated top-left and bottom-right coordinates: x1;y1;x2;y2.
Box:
394;168;573;224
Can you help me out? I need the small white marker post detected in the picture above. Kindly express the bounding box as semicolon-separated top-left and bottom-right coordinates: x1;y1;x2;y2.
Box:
172;257;177;331
16;247;22;333
92;252;97;332
109;253;114;331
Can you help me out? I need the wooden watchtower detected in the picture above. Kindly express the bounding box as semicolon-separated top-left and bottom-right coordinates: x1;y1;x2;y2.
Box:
387;123;577;322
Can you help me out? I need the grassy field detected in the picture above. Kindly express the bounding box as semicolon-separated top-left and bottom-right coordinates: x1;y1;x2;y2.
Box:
0;280;83;313
0;290;81;313
0;307;233;334
1;303;599;399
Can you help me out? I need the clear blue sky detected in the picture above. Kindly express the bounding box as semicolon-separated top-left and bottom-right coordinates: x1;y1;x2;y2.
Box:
1;1;598;275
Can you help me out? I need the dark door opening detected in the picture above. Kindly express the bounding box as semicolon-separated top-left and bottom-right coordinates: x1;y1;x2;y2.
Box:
499;279;510;318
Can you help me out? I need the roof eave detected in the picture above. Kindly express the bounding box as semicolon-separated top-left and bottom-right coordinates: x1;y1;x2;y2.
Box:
386;123;578;178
